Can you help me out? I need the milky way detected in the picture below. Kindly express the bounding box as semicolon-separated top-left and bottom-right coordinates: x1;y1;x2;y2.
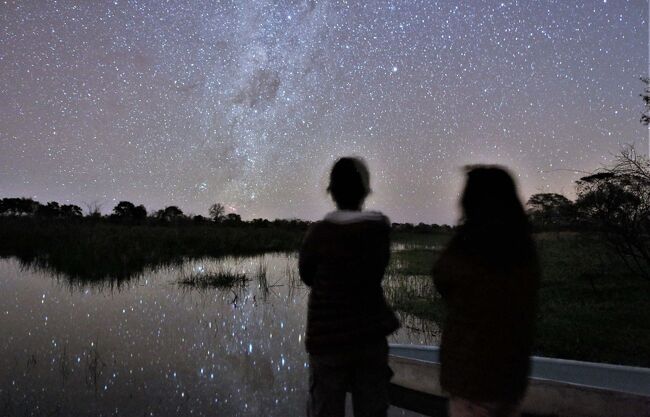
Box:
1;1;648;223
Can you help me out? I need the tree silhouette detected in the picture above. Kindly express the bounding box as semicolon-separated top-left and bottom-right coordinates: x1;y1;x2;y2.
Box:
113;201;136;218
36;201;61;218
1;198;81;218
60;204;83;218
576;146;650;279
132;204;147;220
84;201;103;218
209;203;226;222
113;201;147;221
223;212;242;225
0;197;40;216
156;206;184;222
526;193;574;230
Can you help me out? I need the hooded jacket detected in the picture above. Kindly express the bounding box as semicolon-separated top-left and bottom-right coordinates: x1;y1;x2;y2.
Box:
299;210;400;354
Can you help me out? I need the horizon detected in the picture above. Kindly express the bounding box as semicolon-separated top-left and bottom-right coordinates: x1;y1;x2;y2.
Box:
0;194;461;225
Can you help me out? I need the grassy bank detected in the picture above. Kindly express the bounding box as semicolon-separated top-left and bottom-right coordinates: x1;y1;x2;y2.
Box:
384;232;650;367
0;216;303;284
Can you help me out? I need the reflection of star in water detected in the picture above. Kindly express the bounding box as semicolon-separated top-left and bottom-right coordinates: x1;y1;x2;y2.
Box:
3;256;312;414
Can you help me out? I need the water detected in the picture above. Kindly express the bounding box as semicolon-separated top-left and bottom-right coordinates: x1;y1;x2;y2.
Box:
0;254;438;416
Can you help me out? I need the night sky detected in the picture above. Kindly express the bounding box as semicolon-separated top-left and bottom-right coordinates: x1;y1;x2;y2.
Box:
1;1;648;224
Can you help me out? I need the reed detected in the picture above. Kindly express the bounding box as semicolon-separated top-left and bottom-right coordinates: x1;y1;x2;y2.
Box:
178;271;249;289
0;216;303;284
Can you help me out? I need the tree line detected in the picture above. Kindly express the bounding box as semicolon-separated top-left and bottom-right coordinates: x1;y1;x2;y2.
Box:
526;146;649;279
0;198;458;232
0;199;303;228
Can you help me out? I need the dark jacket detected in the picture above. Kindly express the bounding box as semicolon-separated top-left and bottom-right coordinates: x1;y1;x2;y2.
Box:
432;228;539;402
299;211;400;354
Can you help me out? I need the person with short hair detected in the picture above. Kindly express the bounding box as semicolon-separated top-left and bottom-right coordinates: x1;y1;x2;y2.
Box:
299;157;400;417
433;166;540;417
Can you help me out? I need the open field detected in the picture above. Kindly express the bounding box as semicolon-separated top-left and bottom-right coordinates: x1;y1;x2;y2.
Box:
384;231;650;367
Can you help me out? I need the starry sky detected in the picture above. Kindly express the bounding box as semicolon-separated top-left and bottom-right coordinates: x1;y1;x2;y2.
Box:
1;1;648;224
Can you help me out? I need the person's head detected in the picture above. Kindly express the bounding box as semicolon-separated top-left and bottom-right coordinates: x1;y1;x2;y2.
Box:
458;165;534;265
460;165;527;230
327;157;371;210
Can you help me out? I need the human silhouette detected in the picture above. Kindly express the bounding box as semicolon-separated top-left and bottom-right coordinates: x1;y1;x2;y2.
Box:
299;157;400;417
432;166;539;417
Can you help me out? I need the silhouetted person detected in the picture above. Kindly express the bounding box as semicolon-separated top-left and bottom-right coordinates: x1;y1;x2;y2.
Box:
299;157;400;417
432;166;539;417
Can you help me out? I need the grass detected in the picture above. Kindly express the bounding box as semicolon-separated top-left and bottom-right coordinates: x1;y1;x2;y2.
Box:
254;259;273;301
175;257;273;291
533;233;650;366
0;216;303;284
178;271;249;289
392;231;451;250
385;235;445;321
384;232;650;367
389;248;439;276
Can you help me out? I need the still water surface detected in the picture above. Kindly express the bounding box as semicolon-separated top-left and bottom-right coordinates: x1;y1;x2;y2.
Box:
0;254;438;416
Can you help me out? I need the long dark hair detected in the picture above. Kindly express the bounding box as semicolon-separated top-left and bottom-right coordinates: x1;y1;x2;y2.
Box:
456;165;535;267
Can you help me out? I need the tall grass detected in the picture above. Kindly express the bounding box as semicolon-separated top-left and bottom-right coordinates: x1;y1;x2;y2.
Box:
391;231;451;250
0;217;303;284
178;271;249;289
385;233;650;367
255;259;271;300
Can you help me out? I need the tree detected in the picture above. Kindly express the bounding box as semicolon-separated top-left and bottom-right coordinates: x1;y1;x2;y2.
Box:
415;222;433;233
251;218;270;228
36;201;61;218
84;201;103;218
222;212;242;225
112;201;147;221
156;206;184;222
0;197;39;216
132;204;147;221
60;204;83;218
575;146;650;279
526;193;575;230
209;203;226;223
113;201;136;218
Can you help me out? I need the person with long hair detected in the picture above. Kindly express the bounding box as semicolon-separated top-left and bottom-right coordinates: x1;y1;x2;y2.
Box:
432;166;539;417
299;157;400;417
